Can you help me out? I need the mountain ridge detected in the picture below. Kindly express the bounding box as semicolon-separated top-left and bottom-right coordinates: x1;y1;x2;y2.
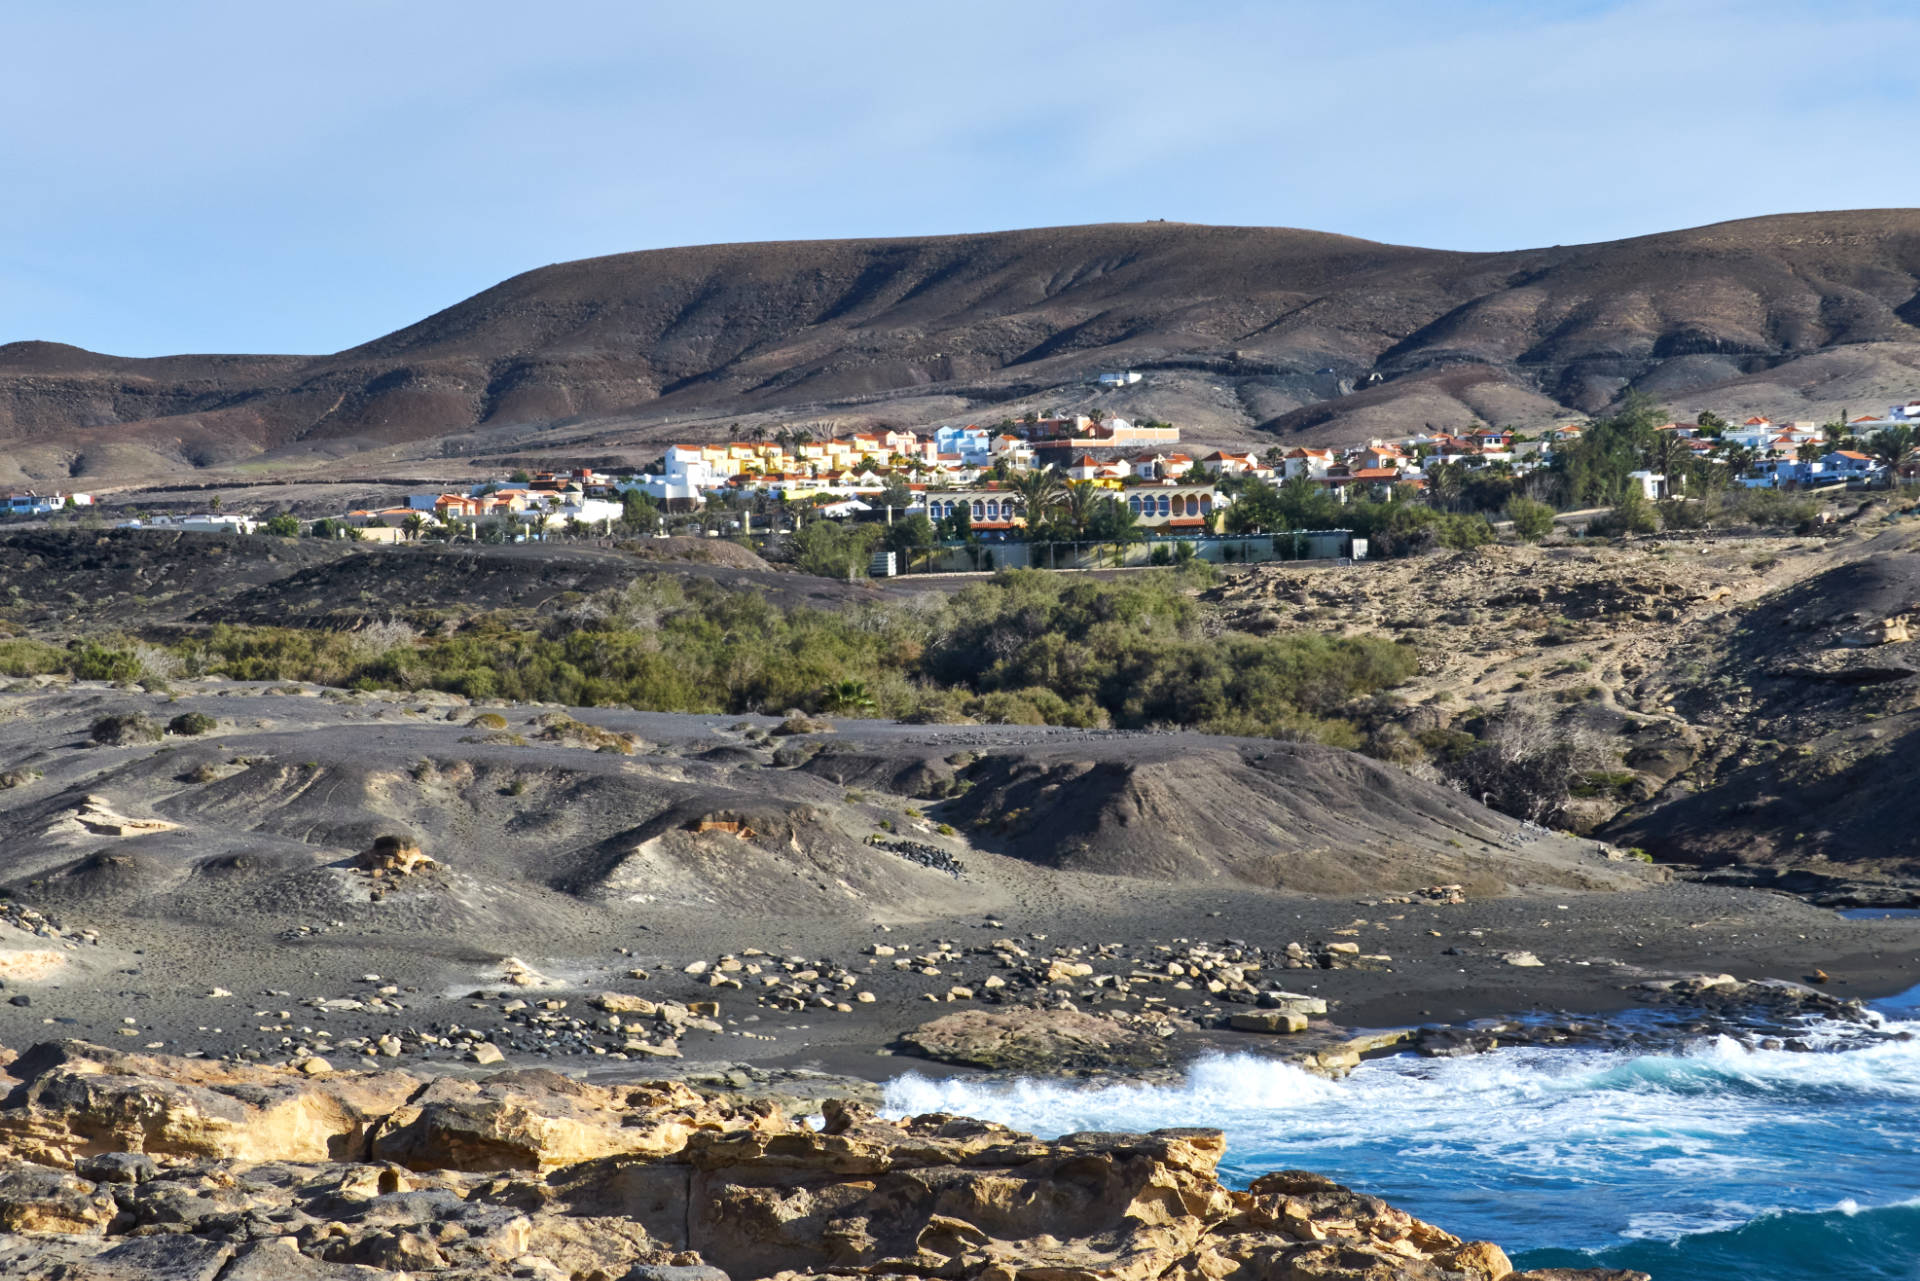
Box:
8;211;1920;483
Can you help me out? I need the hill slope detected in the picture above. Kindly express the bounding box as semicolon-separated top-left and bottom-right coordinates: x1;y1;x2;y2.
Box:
10;211;1920;481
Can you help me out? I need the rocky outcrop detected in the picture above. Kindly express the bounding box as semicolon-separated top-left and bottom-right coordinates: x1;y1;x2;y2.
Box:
897;1006;1181;1072
352;834;439;877
0;1040;1640;1281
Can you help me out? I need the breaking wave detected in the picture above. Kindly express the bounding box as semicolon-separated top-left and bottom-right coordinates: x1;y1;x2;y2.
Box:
883;992;1920;1280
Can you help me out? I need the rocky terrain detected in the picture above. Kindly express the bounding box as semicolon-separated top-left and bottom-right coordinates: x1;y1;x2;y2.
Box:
0;532;1917;1275
13;211;1920;483
1209;496;1920;894
0;1039;1649;1280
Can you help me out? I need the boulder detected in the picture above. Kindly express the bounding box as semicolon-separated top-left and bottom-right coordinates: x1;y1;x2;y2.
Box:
0;1040;419;1166
897;1005;1176;1072
370;1072;778;1172
353;834;438;876
1230;1010;1309;1034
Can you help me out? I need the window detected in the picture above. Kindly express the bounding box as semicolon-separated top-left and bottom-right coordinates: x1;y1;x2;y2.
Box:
972;501;984;520
986;500;999;520
1128;496;1141;514
1157;495;1171;517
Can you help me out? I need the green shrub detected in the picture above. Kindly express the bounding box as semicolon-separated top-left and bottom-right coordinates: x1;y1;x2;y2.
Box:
1505;497;1556;542
0;639;71;677
1435;513;1495;550
90;714;162;746
166;712;217;736
60;561;1417;751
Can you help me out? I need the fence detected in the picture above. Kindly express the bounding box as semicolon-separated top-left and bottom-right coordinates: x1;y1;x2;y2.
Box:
879;531;1356;575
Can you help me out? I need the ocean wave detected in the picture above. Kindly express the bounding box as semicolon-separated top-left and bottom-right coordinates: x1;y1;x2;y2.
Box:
1518;1197;1920;1280
883;1032;1920;1269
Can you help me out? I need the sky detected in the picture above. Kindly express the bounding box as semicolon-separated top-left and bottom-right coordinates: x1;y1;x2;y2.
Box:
6;0;1920;357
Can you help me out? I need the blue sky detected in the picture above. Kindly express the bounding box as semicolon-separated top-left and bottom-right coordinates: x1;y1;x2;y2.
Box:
5;0;1919;357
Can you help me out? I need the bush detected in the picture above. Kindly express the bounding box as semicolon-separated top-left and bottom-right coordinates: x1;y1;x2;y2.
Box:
263;513;301;538
1442;706;1614;824
1505;497;1556;542
1434;513;1495;550
1657;498;1709;530
73;561;1415;750
0;639;71;677
1717;487;1820;529
166;712;217;736
90;714;163;746
792;520;883;578
1591;487;1659;536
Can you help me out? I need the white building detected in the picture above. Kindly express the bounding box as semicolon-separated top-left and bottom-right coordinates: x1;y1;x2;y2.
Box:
1096;370;1143;387
119;514;258;534
6;491;93;515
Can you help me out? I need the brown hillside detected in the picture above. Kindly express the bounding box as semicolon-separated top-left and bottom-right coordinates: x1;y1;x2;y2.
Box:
10;212;1920;481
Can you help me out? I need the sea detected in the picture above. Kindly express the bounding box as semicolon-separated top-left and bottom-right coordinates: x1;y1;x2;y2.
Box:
884;982;1920;1280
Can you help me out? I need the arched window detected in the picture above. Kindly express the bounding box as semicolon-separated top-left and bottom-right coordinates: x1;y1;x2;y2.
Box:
1157;495;1171;517
1200;495;1212;513
1186;495;1199;516
972;501;984;520
986;500;1000;520
1128;496;1141;514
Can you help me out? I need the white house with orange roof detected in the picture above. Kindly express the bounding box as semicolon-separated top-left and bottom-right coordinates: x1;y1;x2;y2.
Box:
1199;450;1259;477
1283;447;1337;480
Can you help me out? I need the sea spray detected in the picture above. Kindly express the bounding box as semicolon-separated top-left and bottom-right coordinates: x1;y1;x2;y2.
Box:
883;999;1920;1281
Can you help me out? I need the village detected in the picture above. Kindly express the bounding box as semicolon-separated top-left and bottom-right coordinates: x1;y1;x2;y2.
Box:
11;395;1920;568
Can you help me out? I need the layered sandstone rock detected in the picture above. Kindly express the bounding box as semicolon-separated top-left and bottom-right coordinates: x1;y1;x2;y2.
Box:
0;1040;1642;1281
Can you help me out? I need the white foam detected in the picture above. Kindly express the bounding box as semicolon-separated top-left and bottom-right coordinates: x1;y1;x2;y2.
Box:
882;1032;1920;1250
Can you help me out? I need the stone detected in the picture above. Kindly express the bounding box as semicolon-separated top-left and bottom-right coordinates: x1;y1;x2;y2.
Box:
352;834;438;876
1503;951;1545;967
1260;991;1329;1016
624;1267;732;1281
899;1005;1176;1071
0;1164;115;1232
76;1151;157;1184
1230;1010;1309;1034
370;1072;773;1171
0;1040;420;1166
594;992;658;1014
469;1043;506;1065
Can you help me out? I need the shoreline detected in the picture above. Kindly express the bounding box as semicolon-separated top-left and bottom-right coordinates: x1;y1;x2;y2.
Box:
7;877;1916;1102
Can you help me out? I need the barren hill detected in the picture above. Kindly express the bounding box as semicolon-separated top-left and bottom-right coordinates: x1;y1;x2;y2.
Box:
11;211;1920;482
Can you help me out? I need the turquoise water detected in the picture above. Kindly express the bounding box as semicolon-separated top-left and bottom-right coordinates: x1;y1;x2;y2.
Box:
884;987;1920;1280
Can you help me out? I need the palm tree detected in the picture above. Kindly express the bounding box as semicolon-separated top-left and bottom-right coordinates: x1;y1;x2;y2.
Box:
1010;467;1066;534
401;513;426;542
1424;462;1464;510
819;679;876;716
1060;479;1102;538
1870;425;1914;475
1650;431;1690;493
